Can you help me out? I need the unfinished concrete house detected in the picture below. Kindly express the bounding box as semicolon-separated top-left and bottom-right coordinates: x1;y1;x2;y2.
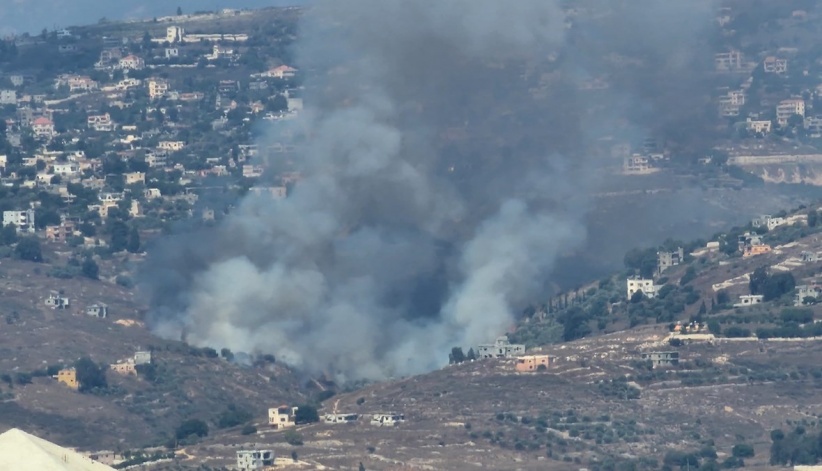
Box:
477;336;525;359
237;450;274;470
324;413;359;424
85;303;108;318
657;247;684;276
641;351;680;367
733;294;763;307
45;291;69;309
371;413;405;426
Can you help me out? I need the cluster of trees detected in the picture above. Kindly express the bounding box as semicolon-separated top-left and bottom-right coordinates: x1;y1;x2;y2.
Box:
749;266;796;302
75;357;107;393
770;427;822;466
448;347;477;364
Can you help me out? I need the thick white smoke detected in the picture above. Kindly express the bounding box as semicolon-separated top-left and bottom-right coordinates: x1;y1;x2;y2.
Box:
145;0;717;382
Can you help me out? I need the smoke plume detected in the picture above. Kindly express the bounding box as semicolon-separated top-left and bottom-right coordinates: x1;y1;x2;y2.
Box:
144;0;719;381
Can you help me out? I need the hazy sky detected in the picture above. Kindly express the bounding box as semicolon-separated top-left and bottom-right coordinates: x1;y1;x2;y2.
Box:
0;0;305;35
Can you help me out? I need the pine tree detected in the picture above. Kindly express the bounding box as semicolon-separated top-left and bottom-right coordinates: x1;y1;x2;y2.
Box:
127;227;141;253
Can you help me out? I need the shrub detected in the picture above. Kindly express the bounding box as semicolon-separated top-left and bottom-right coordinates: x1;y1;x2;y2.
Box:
732;443;754;458
241;424;257;435
294;405;320;424
284;429;303;446
175;419;208;440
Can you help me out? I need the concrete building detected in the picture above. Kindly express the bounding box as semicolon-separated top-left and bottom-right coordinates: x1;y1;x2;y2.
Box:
117;55;145;70
641;351;680;367
627;277;656;299
371;413;405;426
795;285;822;306
55;368;78;390
0;89;16;105
85;303;108;318
515;354;554;372
134;351;152;365
87;113;114;132
623;154;652;174
3;209;35;233
147;78;169;100
743;244;772;257
657;247;684;275
477;336;525;359
733;294;764;307
324;413;359;424
124;172;145;185
763;56;788;74
45;291;69;309
31;117;55;138
45;222;75;243
109;361;136;375
752;215;787;231
715;50;743;71
236;450;274;470
777;98;805;127
801;251;821;263
268;406;297;429
746;118;772;134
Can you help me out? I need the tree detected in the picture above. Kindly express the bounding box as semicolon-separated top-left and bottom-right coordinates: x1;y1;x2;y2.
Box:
75;357;107;392
449;347;466;364
15;237;42;262
466;348;477;361
175;419;208;440
176;6;183;15
35;209;60;229
127;227;141;253
809;210;819;228
220;348;234;361
110;221;129;252
294;405;319;424
0;224;17;245
749;266;769;295
216;404;252;428
81;258;99;279
283;429;303;446
359;463;366;471
241;424;257;435
732;443;754;458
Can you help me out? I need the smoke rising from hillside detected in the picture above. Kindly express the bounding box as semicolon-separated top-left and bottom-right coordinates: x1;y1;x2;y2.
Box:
144;0;717;381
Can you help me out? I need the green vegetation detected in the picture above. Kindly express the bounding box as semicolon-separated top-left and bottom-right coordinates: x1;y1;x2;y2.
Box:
175;418;209;440
74;357;107;393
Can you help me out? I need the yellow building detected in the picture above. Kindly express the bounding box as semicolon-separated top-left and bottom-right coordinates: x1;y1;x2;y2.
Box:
743;244;772;258
56;368;78;390
515;355;554;372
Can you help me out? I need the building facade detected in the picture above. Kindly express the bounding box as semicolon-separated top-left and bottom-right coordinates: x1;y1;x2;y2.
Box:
477;336;525;359
236;450;274;470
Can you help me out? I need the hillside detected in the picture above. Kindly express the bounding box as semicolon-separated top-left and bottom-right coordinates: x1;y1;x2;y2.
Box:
153;327;822;470
0;255;308;451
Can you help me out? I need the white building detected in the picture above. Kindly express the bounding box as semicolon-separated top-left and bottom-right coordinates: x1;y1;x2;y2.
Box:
751;215;788;231
763;56;788;74
746;118;772;134
0;90;16;105
3;209;35;233
371;413;405;426
236;450;274;470
118;54;145;70
627;277;656;299
53;163;79;176
477;336;525;359
715;50;743;71
733;294;763;307
324;413;359;424
87;113;114;132
776;98;805;127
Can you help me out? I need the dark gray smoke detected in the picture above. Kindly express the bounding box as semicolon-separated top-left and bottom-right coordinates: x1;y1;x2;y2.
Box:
144;0;719;381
